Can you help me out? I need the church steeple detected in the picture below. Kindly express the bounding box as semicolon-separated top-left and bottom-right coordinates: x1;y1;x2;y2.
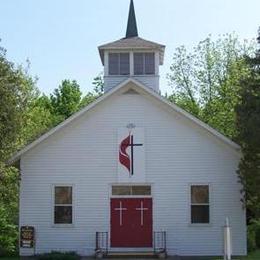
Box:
126;0;138;38
98;0;165;93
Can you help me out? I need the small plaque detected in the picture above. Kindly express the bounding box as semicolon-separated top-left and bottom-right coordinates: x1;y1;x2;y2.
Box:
20;226;34;248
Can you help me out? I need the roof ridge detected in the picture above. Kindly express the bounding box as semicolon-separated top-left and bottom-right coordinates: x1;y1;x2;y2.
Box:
8;78;240;164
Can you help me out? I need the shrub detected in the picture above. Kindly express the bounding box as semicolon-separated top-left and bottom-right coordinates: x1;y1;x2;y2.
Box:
248;225;256;252
250;219;260;249
247;219;260;251
0;206;18;256
36;251;80;260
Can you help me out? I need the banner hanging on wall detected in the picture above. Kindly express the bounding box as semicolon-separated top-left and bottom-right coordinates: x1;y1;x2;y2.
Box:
118;127;145;182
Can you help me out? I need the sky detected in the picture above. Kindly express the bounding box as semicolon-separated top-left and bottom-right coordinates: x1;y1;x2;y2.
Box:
0;0;259;95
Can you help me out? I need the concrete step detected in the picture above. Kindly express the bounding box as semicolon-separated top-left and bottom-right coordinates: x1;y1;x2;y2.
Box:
106;251;156;258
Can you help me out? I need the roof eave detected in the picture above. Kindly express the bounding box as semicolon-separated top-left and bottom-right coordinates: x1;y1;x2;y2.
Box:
8;77;241;164
98;45;165;65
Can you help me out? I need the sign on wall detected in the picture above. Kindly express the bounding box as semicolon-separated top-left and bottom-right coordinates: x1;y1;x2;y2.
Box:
20;226;34;248
118;127;145;182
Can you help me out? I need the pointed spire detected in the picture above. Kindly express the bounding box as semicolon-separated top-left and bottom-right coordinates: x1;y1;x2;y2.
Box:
126;0;138;38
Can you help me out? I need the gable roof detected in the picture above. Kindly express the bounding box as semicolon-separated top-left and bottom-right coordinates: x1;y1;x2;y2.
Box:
8;78;240;164
98;37;165;65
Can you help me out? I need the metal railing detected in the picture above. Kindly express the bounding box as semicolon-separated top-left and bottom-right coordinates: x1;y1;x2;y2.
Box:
95;232;108;255
153;231;166;253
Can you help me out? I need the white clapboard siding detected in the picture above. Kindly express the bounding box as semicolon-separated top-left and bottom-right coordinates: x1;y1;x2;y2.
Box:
20;88;246;256
104;75;159;93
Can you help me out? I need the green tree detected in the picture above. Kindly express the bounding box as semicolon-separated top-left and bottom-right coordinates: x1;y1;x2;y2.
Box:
80;73;104;108
0;204;18;256
50;80;82;119
92;73;104;96
167;34;254;139
0;44;38;255
0;163;19;255
236;30;260;219
0;46;37;161
20;95;60;143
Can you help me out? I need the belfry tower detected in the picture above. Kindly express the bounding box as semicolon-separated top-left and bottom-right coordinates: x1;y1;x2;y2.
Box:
98;0;165;93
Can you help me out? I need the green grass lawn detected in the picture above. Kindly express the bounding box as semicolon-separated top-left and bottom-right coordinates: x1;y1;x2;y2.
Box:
213;250;260;260
0;258;20;260
235;249;260;260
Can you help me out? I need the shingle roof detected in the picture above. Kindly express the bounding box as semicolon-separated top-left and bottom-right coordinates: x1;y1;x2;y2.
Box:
98;36;165;65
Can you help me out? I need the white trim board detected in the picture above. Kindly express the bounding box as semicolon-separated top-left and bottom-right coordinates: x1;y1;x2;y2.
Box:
8;78;240;164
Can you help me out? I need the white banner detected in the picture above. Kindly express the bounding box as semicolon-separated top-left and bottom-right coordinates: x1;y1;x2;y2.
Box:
118;127;145;182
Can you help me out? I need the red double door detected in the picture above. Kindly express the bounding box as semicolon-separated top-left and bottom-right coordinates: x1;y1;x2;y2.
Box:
110;198;153;247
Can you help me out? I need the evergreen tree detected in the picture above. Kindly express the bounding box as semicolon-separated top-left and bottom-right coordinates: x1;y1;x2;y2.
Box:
236;29;260;218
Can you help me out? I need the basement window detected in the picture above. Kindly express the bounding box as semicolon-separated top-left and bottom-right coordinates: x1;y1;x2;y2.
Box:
190;185;210;224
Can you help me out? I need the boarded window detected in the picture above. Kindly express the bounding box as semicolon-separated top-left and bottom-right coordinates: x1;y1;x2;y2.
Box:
54;186;72;224
112;186;151;196
134;53;155;75
191;185;209;224
109;53;130;75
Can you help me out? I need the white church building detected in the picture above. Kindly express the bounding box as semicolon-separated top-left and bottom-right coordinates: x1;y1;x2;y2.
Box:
11;0;247;257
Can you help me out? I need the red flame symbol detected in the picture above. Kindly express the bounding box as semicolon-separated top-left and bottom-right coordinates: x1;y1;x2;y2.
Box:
119;134;131;173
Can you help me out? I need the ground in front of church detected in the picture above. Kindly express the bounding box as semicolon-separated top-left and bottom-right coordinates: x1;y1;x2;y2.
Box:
2;250;260;260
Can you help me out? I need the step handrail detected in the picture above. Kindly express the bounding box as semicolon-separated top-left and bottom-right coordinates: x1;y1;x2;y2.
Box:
95;231;108;255
153;231;166;253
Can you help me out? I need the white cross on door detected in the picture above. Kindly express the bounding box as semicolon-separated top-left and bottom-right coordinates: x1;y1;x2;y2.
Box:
114;201;127;226
136;201;148;226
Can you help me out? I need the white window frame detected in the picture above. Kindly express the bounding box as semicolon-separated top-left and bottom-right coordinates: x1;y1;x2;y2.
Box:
189;183;211;226
108;52;130;76
52;184;75;228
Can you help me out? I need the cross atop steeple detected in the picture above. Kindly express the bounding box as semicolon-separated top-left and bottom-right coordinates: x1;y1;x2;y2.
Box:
126;0;138;38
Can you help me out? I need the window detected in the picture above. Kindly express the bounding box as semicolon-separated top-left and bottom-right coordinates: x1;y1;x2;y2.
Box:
54;186;73;224
112;185;151;196
109;53;130;75
134;53;155;75
190;185;209;224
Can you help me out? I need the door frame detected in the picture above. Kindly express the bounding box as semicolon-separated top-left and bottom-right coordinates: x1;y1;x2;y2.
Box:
108;183;154;250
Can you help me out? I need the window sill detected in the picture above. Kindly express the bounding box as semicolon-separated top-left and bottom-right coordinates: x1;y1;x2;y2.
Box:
52;224;75;228
188;223;212;227
105;75;130;77
133;74;158;76
104;75;159;77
